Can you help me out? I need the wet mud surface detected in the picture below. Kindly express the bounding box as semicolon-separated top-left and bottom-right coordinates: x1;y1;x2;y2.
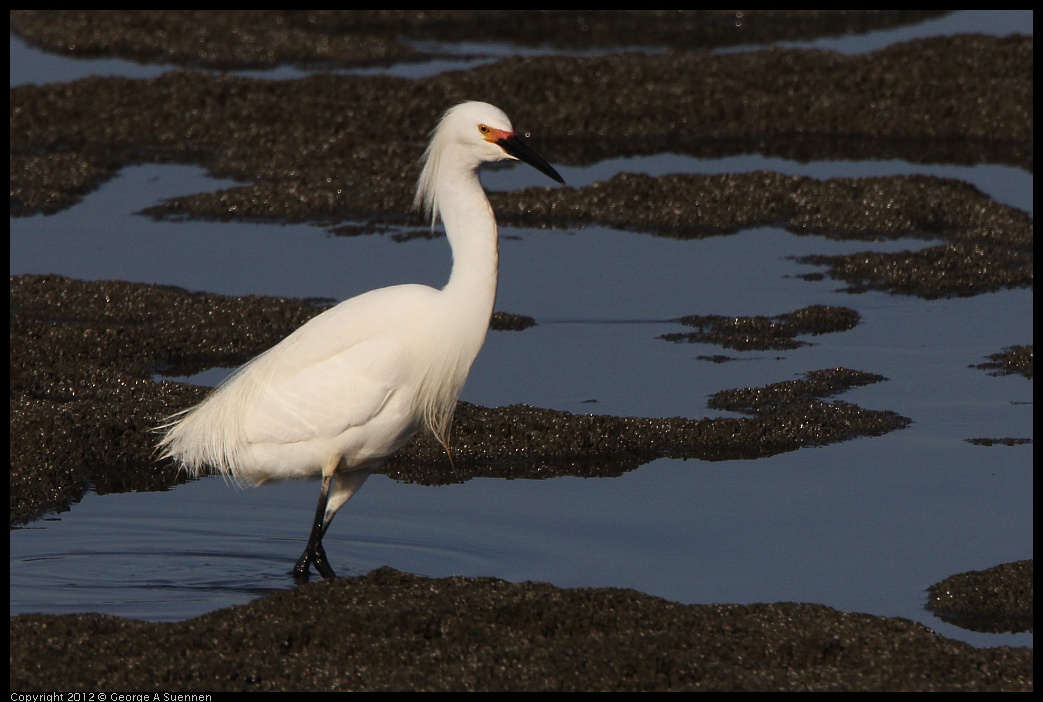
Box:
9;11;1033;691
972;345;1034;379
660;305;861;350
8;567;1032;692
927;560;1033;635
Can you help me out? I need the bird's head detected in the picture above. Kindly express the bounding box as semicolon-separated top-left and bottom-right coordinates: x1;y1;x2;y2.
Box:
414;101;564;226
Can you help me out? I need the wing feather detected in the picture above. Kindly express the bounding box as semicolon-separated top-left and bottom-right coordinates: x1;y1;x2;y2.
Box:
243;336;409;445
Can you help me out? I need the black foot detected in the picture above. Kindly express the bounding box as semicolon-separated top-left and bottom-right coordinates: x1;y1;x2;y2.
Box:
292;540;337;582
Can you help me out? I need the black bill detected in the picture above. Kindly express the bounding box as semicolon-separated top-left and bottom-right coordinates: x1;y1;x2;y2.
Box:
497;134;565;185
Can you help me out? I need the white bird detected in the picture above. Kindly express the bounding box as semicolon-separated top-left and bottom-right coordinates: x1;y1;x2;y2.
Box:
158;101;564;580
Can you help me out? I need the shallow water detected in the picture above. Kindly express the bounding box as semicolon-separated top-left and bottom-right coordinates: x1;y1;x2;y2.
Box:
9;12;1033;649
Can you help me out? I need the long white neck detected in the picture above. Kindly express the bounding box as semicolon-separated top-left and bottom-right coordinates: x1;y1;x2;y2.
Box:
437;163;499;327
414;160;499;450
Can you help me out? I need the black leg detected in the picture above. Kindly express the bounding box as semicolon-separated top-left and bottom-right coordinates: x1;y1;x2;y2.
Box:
293;474;338;582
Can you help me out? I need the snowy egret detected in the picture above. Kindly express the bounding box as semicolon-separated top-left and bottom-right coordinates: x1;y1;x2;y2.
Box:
158;101;563;580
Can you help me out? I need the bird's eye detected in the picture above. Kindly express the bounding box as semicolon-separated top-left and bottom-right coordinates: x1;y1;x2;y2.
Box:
478;124;490;134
